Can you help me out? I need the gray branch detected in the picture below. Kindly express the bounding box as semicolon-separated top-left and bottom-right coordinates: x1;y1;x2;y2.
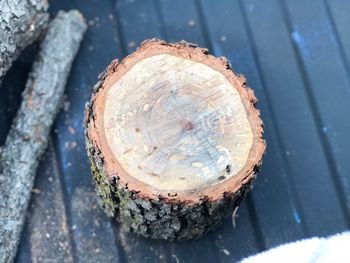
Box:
0;0;49;81
0;10;87;263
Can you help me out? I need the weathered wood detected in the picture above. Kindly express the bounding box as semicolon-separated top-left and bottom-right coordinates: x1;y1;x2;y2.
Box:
85;39;265;241
0;0;49;81
16;140;74;262
0;10;86;262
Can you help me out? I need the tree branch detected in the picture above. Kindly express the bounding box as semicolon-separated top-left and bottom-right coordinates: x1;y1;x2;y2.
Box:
0;10;87;262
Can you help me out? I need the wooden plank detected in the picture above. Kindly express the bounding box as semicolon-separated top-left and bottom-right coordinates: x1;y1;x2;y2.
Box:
157;0;261;261
241;0;348;236
199;0;305;248
283;0;350;220
16;141;74;262
51;0;124;261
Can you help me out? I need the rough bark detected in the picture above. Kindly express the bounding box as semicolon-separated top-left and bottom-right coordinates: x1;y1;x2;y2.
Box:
0;0;49;81
0;10;86;263
85;39;265;241
87;139;259;241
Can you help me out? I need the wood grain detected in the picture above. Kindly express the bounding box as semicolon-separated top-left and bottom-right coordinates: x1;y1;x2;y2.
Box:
85;39;265;240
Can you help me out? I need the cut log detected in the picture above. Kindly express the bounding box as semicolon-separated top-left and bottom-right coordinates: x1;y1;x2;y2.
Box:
0;0;49;81
0;10;86;262
85;39;266;241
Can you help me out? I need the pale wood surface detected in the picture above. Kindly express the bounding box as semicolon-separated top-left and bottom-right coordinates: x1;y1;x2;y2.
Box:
104;54;253;191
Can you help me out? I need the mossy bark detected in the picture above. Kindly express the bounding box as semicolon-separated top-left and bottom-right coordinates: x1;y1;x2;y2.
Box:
86;134;257;241
84;41;264;240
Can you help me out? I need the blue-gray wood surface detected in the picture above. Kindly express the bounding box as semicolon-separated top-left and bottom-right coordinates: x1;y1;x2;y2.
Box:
0;0;348;262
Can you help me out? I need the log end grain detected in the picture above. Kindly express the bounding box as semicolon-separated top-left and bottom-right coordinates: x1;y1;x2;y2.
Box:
85;39;266;241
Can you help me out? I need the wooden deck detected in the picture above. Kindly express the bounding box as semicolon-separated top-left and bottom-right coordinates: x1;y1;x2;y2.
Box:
1;0;349;262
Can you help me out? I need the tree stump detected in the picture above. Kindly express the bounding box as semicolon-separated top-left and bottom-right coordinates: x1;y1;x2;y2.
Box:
85;39;266;241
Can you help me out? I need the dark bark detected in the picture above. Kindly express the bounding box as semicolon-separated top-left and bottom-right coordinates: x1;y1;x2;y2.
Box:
0;10;86;262
0;0;49;81
86;134;257;241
